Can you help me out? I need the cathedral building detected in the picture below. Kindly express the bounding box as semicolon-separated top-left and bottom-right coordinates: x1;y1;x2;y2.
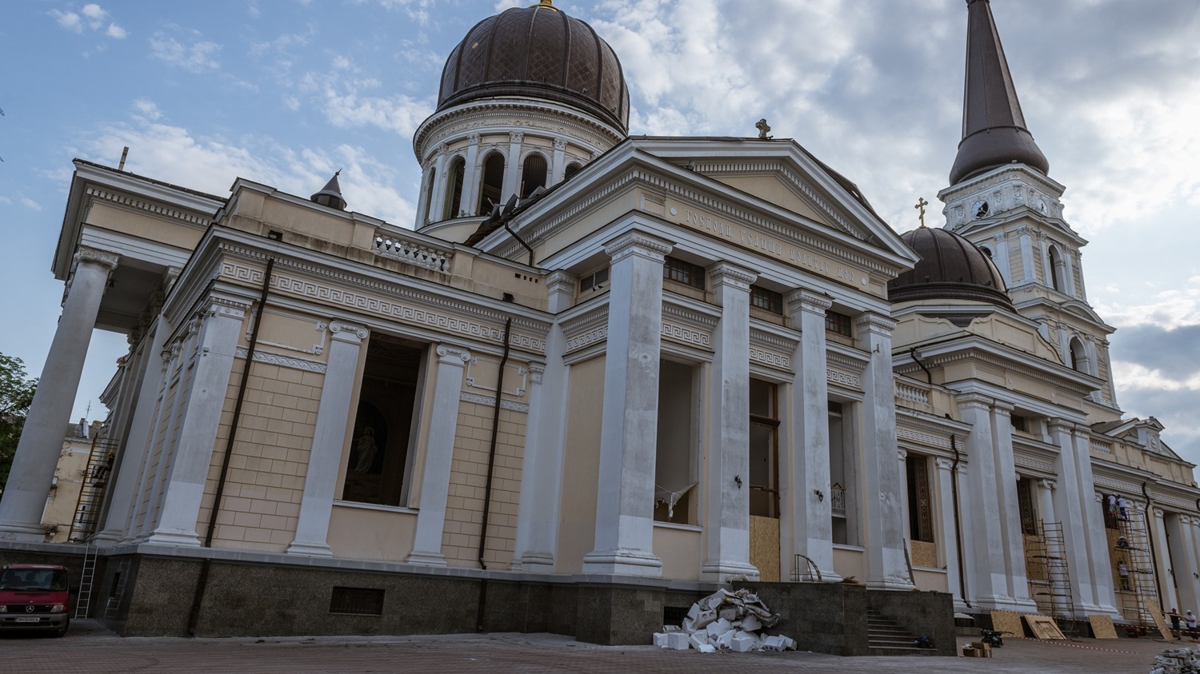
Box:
1;0;1196;645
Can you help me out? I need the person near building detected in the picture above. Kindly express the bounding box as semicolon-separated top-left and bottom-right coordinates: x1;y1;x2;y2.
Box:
1117;495;1130;521
1118;560;1131;591
1186;611;1198;640
1170;608;1183;635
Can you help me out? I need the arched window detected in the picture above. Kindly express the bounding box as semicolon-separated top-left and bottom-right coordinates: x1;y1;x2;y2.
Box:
980;245;993;259
477;152;505;216
423;167;436;224
442;157;465;220
564;162;583;180
1069;337;1087;372
1048;246;1063;292
521;154;548;198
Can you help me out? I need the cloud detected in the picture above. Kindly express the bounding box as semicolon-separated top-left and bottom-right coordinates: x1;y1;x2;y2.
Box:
132;99;163;121
297;65;435;139
357;0;438;26
149;33;222;73
50;4;126;38
81;107;416;225
19;197;43;211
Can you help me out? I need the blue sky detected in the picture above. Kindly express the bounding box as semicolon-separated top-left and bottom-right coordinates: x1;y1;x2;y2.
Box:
1;0;1199;463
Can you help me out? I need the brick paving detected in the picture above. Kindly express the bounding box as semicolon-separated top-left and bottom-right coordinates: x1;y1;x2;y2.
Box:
0;620;1184;673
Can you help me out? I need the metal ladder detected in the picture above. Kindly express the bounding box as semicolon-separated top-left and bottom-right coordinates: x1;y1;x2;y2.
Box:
74;545;98;619
104;558;131;621
67;435;118;543
1028;520;1076;631
1114;511;1159;628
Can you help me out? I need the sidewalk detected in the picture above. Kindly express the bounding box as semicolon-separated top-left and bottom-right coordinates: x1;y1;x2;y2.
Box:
0;620;1175;673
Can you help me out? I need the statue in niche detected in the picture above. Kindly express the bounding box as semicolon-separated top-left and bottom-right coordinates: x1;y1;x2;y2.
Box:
354;427;378;473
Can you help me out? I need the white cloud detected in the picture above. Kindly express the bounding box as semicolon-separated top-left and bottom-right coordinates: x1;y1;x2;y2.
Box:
150;34;222;73
297;69;434;139
19;197;42;211
51;4;126;38
132;99;163;121
82;108;416;225
1094;276;1200;331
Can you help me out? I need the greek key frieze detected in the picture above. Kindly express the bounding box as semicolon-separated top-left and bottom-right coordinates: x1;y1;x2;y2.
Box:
749;347;790;370
661;321;711;349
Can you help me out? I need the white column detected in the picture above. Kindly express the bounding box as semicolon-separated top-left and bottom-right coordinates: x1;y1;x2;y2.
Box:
459;133;481;217
990;403;1036;610
1019;228;1035;284
95;315;173;544
993;232;1011;286
935;457;967;611
513;272;575;572
144;299;247;546
958;393;1011;607
406;344;472;566
1167;514;1200;616
1072;250;1088;302
1072;427;1120;618
1188;518;1200;614
856;313;912;590
288;322;368;556
1037;479;1057;528
1151;508;1178;613
582;230;672;577
551;138;567;184
502;132;523;200
0;247;118;541
784;290;838;581
700;262;758;582
1049;420;1097;615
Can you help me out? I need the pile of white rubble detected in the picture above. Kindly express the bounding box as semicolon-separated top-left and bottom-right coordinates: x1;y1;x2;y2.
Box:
1150;646;1200;674
653;588;797;653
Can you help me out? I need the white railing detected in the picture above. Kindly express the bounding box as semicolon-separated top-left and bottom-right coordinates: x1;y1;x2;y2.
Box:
895;382;930;406
373;233;453;272
830;484;846;515
1090;440;1112;454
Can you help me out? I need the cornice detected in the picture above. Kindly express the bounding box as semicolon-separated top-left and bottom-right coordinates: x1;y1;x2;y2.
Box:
413;98;623;158
83;185;214;228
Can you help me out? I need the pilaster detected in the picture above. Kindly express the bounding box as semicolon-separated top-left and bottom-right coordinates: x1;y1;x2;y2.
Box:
935;457;968;611
1048;419;1098;615
288;322;368;556
460;134;481;217
957;393;1011;607
1150;508;1178;613
582;230;672;577
990;402;1036;610
1072;427;1120;618
406;344;472;566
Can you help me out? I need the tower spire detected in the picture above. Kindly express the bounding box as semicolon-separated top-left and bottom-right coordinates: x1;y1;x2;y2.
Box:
948;0;1049;185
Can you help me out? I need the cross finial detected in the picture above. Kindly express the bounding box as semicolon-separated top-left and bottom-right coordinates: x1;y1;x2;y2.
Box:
915;197;929;228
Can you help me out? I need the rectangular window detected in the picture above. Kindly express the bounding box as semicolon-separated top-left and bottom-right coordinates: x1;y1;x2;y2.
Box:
1011;415;1029;432
750;286;783;315
749;379;780;518
828;401;857;546
663;256;706;291
825;311;853;337
905;454;935;543
1017;477;1038;536
329;587;385;616
579;267;609;293
341;335;426;507
654;360;698;524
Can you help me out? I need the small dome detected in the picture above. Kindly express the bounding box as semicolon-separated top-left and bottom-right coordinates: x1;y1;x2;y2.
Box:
889;226;1013;309
436;1;629;133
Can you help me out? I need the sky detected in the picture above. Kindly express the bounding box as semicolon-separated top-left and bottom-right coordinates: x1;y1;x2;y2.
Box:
0;0;1198;464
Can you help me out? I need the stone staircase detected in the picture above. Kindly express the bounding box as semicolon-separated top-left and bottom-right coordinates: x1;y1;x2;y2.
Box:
866;608;935;656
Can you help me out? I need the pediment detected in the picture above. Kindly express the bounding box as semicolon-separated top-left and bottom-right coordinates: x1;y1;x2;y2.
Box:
709;173;837;233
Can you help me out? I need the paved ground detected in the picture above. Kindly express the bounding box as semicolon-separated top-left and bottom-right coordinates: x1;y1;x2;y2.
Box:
0;620;1188;673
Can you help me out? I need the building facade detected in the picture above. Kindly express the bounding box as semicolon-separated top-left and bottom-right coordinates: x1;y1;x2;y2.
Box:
0;0;1196;640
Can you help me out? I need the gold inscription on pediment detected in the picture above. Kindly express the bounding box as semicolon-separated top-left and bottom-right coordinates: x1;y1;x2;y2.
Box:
672;205;870;292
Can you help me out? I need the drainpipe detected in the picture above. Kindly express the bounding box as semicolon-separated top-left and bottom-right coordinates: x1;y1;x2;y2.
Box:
475;316;512;632
186;255;275;637
950;434;972;609
910;347;933;386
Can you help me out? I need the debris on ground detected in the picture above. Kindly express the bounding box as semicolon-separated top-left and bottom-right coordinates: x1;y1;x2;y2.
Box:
1151;646;1200;674
653;588;796;653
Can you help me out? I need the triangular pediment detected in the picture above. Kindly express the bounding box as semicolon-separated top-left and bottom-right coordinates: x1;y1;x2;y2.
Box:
708;173;838;233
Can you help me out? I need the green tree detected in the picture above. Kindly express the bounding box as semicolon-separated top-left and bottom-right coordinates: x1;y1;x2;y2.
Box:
0;353;38;491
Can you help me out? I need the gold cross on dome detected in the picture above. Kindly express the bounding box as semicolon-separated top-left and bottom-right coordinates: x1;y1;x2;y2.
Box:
915;197;929;228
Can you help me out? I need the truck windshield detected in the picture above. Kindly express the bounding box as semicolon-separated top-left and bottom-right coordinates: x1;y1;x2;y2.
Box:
0;569;69;592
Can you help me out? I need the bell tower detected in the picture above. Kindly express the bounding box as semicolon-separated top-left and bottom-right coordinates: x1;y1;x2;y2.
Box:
938;0;1120;415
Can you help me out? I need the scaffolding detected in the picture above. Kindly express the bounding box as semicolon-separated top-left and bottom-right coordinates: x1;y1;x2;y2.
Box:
66;434;119;543
1028;520;1076;630
1112;509;1159;628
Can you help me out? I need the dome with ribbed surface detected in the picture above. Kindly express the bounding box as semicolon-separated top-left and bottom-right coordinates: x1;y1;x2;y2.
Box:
436;1;630;133
889;226;1013;309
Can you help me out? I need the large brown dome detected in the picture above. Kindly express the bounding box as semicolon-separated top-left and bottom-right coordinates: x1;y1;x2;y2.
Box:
436;1;630;133
889;226;1013;310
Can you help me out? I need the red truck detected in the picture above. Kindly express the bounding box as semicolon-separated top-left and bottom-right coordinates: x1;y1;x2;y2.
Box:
0;564;71;637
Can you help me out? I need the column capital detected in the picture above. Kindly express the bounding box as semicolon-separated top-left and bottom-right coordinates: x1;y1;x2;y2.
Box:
528;362;546;384
785;289;832;317
603;231;673;263
897;448;908;461
935;457;955;471
707;262;756;291
509;131;524;144
1153;508;1166;519
74;246;120;271
329;321;368;343
853;312;896;336
990;400;1015;414
1040;479;1057;490
1182;515;1193;525
954;392;993;411
203;297;251;321
553;138;567;150
1047;418;1076;434
436;344;472;364
546;270;578;295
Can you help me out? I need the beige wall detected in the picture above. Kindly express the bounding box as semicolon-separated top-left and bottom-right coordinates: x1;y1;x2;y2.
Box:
833;545;865;583
653;525;701;581
556;355;606;573
327;504;417;561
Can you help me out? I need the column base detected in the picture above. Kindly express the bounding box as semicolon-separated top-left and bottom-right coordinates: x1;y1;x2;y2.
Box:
286;541;333;557
865;575;917;591
144;529;201;547
970;594;1036;613
405;550;448;567
0;522;48;543
582;548;662;577
91;528;126;547
510;551;556;573
700;560;760;583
